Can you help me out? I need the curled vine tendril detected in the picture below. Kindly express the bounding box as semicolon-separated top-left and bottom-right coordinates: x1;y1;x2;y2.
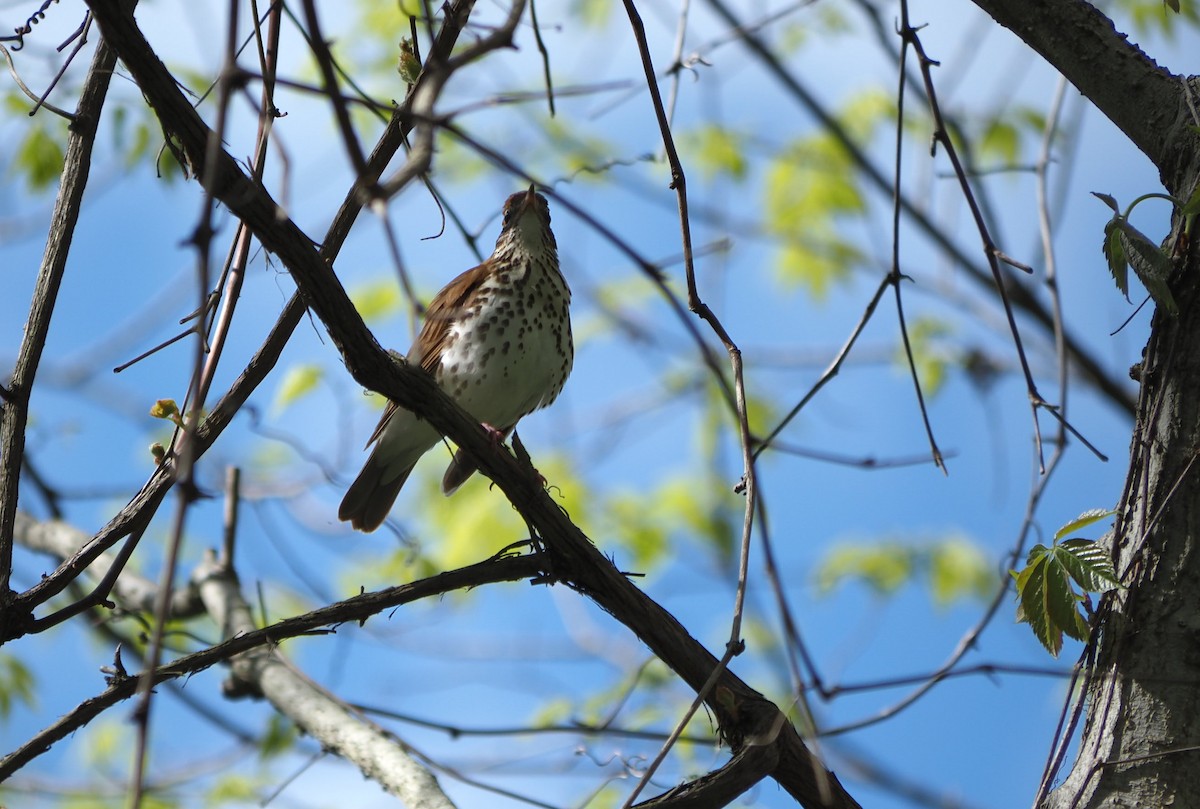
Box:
4;0;63;51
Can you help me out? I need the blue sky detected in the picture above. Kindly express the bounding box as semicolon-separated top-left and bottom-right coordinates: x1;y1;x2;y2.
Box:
0;1;1188;807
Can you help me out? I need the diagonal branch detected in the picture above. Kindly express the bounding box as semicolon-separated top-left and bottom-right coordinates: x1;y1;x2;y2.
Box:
968;0;1184;178
0;18;121;599
81;4;860;806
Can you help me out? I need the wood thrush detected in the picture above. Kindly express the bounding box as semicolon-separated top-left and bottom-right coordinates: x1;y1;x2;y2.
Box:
339;186;573;532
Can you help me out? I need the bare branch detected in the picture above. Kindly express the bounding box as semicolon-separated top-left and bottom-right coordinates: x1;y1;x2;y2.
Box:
0;19;121;602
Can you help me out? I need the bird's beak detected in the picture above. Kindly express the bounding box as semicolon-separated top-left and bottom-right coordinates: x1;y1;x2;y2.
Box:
524;184;538;207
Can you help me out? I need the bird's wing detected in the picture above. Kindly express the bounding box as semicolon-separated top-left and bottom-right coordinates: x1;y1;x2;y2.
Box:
408;261;492;376
363;261;492;448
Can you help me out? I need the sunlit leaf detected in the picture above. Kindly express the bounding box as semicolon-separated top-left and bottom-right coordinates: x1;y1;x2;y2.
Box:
929;537;994;606
980;118;1020;164
349;278;403;323
259;715;298;760
764;91;890;298
1118;0;1200;36
207;773;259;802
545;117;619;183
1013;531;1122;657
571;0;612;27
1014;546;1064;656
1058;538;1122;592
1054;508;1116;541
688;125;748;181
899;317;953;398
815;542;914;596
274;364;324;413
13;123;65;190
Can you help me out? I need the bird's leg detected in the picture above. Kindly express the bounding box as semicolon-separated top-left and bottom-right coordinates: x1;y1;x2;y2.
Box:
481;422;508;444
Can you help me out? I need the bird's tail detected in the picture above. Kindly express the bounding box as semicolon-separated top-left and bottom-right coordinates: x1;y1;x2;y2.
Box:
441;448;477;496
338;455;414;532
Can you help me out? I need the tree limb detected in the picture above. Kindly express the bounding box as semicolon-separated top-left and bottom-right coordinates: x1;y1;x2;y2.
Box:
196;552;458;808
0;14;121;598
968;0;1185;183
80;3;862;805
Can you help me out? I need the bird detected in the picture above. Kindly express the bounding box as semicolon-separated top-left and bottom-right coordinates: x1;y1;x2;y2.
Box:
338;185;573;532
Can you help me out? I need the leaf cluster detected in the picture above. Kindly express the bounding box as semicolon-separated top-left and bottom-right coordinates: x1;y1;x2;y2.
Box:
1011;509;1121;657
1093;189;1200;316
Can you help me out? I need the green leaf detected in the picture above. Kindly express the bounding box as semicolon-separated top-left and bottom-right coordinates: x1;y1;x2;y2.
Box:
571;0;612;27
764;90;891;298
258;715;297;760
207;773;259;803
149;398;182;425
816;535;993;606
1013;531;1121;657
0;653;35;716
1115;220;1178;314
815;542;914;596
273;364;324;413
13;123;65;190
1014;546;1066;656
1102;218;1130;300
1054;508;1116;541
899;317;953;398
1180;182;1200;217
1092;191;1121;214
1058;537;1121;592
349;278;403;323
688;125;748;181
544;116;619;182
980;118;1020;164
928;537;994;606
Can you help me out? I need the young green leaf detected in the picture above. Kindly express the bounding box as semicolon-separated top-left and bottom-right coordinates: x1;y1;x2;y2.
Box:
274;364;324;413
1115;221;1178;315
1013;517;1121;656
1058;537;1121;592
1054;508;1116;541
1014;547;1062;656
1102;219;1130;300
1092;191;1121;214
1180;181;1200;217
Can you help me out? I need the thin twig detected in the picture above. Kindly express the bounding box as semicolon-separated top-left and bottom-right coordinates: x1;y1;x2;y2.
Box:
300;0;367;175
527;0;555;116
890;2;946;472
128;2;250;800
0;13;122;602
900;16;1102;472
618;0;762;802
0;43;73;118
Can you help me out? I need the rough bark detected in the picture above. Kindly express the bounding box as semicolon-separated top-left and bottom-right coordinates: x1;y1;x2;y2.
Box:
1046;264;1200;806
968;0;1200;806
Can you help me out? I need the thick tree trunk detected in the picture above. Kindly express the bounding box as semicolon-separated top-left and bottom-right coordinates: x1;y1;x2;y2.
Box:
968;1;1200;806
1045;271;1200;806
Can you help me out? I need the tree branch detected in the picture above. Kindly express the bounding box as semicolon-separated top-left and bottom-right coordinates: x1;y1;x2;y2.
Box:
0;15;121;598
80;4;861;805
196;552;457;808
968;0;1185;182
